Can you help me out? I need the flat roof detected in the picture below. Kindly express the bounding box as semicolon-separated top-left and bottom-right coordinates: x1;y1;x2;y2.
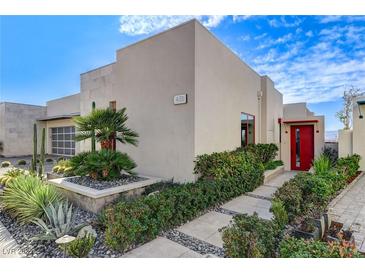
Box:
37;113;80;121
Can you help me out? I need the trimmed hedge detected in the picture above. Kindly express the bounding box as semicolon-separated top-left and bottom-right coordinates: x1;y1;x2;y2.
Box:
274;154;361;223
243;143;279;164
222;213;278;258
279;237;363;258
103;150;264;252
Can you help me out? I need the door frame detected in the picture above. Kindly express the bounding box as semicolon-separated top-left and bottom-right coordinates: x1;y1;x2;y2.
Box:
290;124;314;171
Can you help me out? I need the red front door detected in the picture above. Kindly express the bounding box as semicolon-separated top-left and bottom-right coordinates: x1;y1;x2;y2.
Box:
290;125;314;171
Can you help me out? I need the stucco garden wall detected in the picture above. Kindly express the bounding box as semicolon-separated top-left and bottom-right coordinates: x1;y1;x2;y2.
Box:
0;102;46;157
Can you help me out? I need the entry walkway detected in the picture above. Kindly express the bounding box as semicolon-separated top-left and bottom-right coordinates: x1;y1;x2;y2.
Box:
328;173;365;252
122;170;297;258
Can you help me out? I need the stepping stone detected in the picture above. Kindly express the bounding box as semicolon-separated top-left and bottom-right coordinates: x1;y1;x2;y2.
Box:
247;185;278;199
221;195;273;220
122;237;203;258
176;211;232;248
264;171;297;188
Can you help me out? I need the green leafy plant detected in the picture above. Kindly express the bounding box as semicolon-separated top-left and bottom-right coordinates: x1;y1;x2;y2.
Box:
336;154;361;179
52;159;73;176
74;107;139;150
1;175;61;224
72;150;136;180
222;213;277;258
0;168;25;186
104;150;264;252
322;146;338;166
240;143;279;164
273;179;303;222
264;160;283;170
17;159;27;166
279;237;363;258
313;154;331;175
31;201;83;241
30;123;37;172
1;161;11;168
66;234;95;258
270;199;288;230
194;150;264;191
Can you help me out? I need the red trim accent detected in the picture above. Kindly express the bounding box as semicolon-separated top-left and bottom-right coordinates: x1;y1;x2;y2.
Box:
283;119;319;124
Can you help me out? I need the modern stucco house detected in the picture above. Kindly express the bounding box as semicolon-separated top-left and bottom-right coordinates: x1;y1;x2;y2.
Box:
0;19;325;181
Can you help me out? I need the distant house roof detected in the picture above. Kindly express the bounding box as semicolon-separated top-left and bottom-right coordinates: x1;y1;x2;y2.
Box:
37;112;80;121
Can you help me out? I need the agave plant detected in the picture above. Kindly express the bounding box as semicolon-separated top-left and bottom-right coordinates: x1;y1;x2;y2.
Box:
31;201;85;241
1;175;61;224
0;168;25;186
73;107;139;150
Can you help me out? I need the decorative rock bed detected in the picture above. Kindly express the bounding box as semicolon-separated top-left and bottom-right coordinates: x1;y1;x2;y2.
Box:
47;175;161;213
0;206;124;258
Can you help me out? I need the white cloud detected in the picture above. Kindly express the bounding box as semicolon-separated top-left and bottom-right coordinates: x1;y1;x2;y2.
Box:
119;15;226;36
319;16;365;24
232;15;252;22
268;16;303;28
238;35;250;42
305;30;313;37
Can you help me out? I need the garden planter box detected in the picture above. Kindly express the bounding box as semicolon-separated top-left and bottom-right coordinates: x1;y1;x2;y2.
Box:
293;226;321;240
47;175;161;213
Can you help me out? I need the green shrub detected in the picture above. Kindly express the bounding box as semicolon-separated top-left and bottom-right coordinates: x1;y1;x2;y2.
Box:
1;161;11;168
242;143;279;164
273;179;303;222
336;154;361;179
0;168;25;186
1;175;61;224
66;234;95;258
270;199;288;230
45;158;54;163
72;149;136;181
104;150;264;252
302;175;334;204
279;237;363;258
313;154;331;175
222;213;277;258
52;159;73;175
17;159;27;166
194;150;264;191
264;160;283;170
322;146;338;166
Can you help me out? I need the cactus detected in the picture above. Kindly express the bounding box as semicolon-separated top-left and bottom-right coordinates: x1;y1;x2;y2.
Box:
31;124;37;173
91;101;96;152
38;128;46;177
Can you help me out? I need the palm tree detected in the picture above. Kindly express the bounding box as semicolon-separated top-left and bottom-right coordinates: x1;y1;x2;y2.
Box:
74;107;139;150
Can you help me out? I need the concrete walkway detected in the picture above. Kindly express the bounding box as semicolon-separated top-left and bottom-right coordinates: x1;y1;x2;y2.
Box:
122;170;297;258
329;173;365;252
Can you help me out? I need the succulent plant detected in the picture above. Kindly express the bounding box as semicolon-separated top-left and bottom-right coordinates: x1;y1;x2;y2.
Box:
31;201;85;241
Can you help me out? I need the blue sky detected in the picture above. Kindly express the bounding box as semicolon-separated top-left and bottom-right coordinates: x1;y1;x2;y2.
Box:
1;15;365;131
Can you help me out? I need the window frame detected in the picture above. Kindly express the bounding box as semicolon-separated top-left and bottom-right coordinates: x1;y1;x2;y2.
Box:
51;126;76;156
241;112;255;147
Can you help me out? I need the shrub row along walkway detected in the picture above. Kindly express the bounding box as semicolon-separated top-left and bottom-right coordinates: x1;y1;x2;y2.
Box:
122;170;297;258
328;173;365;252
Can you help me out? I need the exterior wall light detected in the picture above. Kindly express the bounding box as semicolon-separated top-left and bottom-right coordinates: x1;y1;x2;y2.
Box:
357;101;365;119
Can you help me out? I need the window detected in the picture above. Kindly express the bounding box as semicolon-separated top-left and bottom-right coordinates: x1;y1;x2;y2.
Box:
241;113;255;147
51;126;75;156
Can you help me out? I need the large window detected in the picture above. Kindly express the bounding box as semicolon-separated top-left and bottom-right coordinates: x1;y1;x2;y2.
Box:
241;113;255;147
51;126;76;156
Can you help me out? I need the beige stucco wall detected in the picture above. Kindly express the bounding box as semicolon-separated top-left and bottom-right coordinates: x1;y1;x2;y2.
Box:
80;21;196;182
352;96;365;170
260;76;283;146
194;21;262;156
46;93;80;117
0;102;46;156
338;129;353;157
281;103;325;170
